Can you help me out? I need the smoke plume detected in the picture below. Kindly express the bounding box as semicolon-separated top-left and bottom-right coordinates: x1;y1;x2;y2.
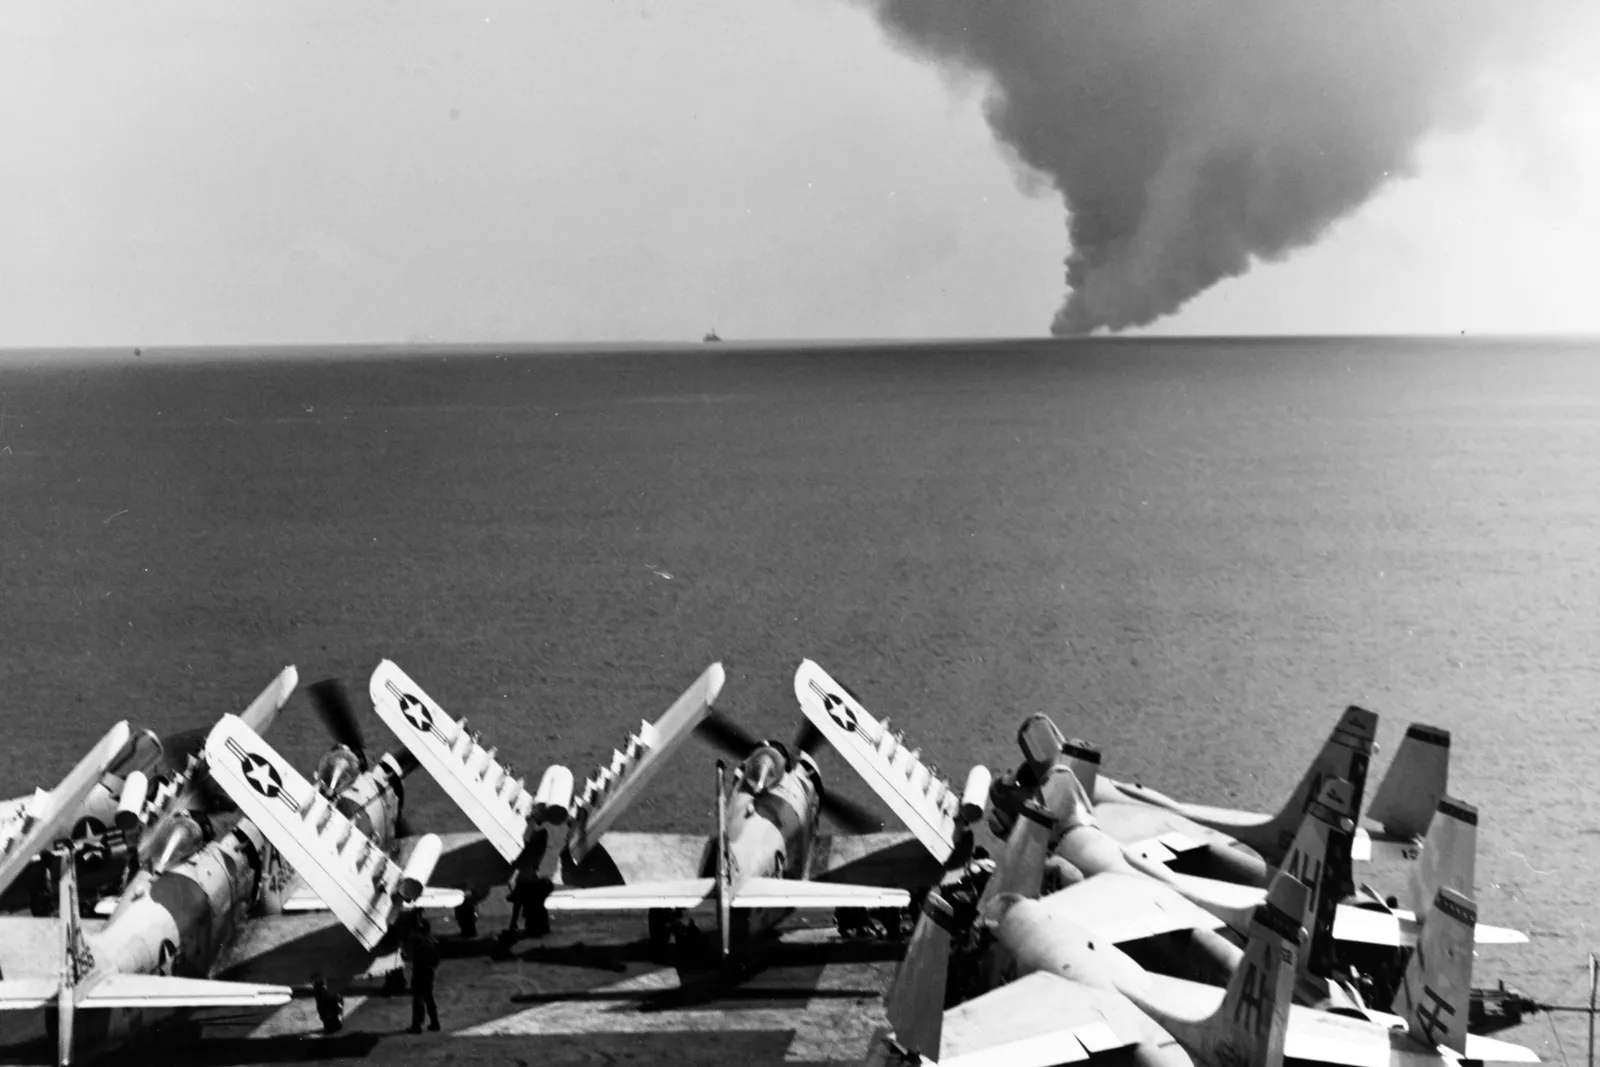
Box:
856;1;1576;334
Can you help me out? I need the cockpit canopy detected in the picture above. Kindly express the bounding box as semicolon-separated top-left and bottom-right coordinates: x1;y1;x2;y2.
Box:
108;729;165;782
315;746;363;798
142;810;209;873
737;742;792;795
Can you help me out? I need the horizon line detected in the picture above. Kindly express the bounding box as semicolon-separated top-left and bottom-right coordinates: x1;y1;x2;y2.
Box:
2;330;1597;360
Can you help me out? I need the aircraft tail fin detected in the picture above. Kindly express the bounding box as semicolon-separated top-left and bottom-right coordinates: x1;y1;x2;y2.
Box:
566;663;725;864
794;660;972;865
977;764;1079;909
883;889;956;1063
1252;706;1377;866
1278;778;1357;983
0;721;133;903
715;760;732;962
1367;725;1450;842
203;715;463;952
370;660;541;864
1210;871;1307;1067
1406;796;1476;918
58;845;83;1067
1394;887;1475;1054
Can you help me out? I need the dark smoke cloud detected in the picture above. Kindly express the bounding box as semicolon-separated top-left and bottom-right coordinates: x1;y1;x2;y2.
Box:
856;1;1581;334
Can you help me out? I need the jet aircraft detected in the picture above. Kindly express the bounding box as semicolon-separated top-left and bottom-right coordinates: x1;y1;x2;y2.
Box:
987;726;1524;960
1087;715;1450;880
878;841;1538;1067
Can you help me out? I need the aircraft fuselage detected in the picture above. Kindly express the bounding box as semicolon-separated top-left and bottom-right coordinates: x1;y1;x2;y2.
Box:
47;818;267;1060
715;747;823;944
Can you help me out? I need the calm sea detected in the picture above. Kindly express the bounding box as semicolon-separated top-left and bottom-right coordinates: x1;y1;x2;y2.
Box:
1;337;1596;1058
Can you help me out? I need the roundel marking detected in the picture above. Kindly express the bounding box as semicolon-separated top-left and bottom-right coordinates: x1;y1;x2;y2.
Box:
240;752;283;799
822;691;858;734
398;693;433;734
70;816;106;842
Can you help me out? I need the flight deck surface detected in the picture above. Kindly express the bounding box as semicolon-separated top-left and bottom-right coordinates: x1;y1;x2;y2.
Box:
0;899;903;1067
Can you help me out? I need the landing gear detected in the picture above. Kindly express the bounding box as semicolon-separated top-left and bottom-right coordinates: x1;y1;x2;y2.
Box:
873;907;908;941
835;907;872;939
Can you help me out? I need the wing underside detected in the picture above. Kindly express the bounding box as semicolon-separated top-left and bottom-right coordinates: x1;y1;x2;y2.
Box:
941;972;1141;1067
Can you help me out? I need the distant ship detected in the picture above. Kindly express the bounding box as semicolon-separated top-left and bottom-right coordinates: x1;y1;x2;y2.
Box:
702;329;722;343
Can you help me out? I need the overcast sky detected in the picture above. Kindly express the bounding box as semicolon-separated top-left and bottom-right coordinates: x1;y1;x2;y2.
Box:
2;1;1596;347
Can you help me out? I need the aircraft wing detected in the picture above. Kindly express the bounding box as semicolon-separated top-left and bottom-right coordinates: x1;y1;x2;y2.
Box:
1032;873;1227;945
793;660;961;863
1119;829;1211;866
565;663;725;864
941;972;1141;1067
1283;1005;1540;1066
280;882;463;913
545;878;715;911
1331;905;1530;947
204;715;440;952
237;665;299;737
730;877;908;910
369;660;532;863
545;876;908;912
77;973;291;1009
0;720;132;900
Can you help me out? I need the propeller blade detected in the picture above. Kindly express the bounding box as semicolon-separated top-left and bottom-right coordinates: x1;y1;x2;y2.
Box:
792;718;826;757
158;728;208;776
695;708;760;759
821;791;881;834
308;678;367;759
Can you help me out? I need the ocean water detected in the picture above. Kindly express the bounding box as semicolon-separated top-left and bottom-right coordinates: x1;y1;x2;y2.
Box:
1;336;1596;1059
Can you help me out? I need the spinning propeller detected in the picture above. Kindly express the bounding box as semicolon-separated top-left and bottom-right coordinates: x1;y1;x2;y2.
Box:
693;706;882;833
158;727;209;774
308;678;369;769
307;677;418;839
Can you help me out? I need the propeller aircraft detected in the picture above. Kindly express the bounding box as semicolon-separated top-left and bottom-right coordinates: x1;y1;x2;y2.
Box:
0;667;299;915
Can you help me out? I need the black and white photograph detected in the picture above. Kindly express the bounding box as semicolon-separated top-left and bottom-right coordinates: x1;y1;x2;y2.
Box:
1;3;1597;1066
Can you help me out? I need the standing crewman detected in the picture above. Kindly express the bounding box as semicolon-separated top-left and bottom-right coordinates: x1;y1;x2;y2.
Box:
404;916;441;1033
